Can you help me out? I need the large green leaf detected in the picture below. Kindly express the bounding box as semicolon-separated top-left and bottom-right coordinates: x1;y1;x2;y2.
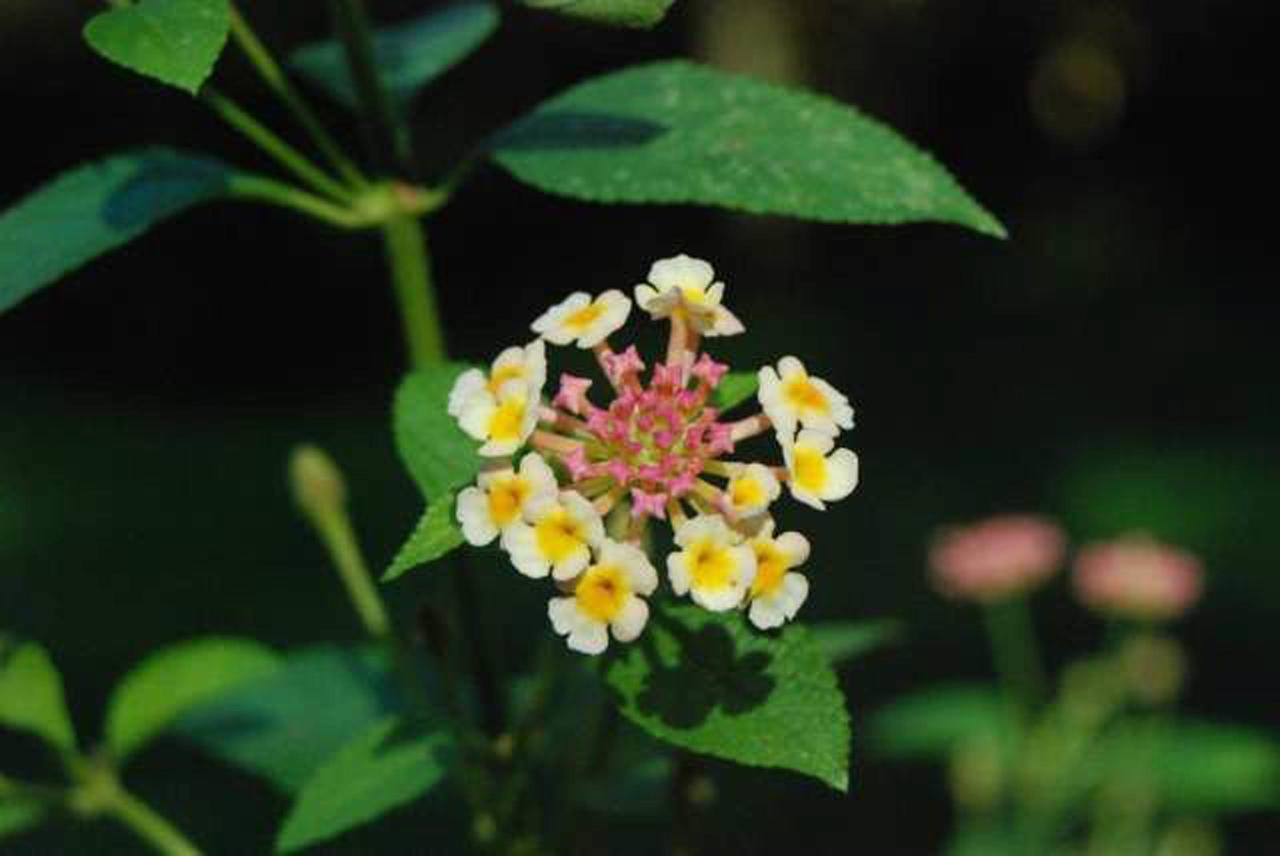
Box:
276;717;453;853
1143;720;1280;813
520;0;676;28
0;784;48;842
383;498;465;582
83;0;231;95
104;637;282;763
603;605;851;791
711;371;758;413
174;646;401;793
291;2;499;111
808;619;903;666
0;149;237;314
870;684;1011;760
492;61;1005;237
0;639;76;753
393;365;484;501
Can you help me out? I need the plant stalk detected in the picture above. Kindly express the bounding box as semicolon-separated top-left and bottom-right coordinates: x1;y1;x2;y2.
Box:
982;595;1047;716
381;214;447;366
107;787;202;856
329;0;415;172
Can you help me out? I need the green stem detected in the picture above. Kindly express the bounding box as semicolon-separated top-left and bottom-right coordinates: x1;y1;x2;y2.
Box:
312;506;392;640
329;0;414;172
107;787;202;856
227;3;367;188
227;175;366;228
381;215;446;366
203;89;354;204
982;595;1047;716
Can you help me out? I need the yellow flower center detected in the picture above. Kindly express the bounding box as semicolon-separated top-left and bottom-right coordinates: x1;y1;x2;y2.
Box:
487;396;526;442
751;540;788;597
688;539;735;591
487;477;530;527
575;564;630;622
730;476;766;511
565;301;604;331
793;446;828;494
679;285;708;305
783;376;829;414
535;508;586;563
487;364;525;395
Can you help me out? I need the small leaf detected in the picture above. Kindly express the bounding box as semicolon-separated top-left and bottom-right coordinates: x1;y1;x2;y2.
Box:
869;684;1011;760
603;605;851;791
520;0;676;28
383;498;465;582
174;645;401;793
1144;720;1280;813
393;365;484;501
0;148;237;314
276;717;453;853
291;2;499;111
0;792;48;842
493;61;1005;237
0;638;76;753
808;619;903;666
711;372;758;413
104;637;282;763
83;0;231;95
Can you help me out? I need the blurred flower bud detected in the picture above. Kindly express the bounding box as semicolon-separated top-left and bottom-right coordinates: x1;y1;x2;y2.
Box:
1155;820;1222;856
929;515;1066;603
1118;633;1187;707
947;738;1006;812
1059;656;1126;728
1073;535;1203;622
289;444;347;518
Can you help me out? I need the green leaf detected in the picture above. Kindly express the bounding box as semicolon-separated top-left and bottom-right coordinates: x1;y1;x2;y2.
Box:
104;637;282;763
1144;720;1280;813
603;605;851;791
870;684;1011;760
174;645;401;793
0;794;47;841
711;371;758;413
808;619;903;666
0;148;237;314
383;498;465;582
492;60;1005;237
83;0;230;95
0;638;76;753
520;0;676;28
276;717;452;853
291;2;499;111
393;365;484;501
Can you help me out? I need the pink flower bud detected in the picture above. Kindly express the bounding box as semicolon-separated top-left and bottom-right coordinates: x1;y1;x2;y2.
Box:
929;515;1066;603
692;352;729;387
552;374;593;414
651;362;683;390
601;345;646;383
1073;536;1203;622
630;489;668;519
604;459;633;485
666;471;696;498
562;445;594;482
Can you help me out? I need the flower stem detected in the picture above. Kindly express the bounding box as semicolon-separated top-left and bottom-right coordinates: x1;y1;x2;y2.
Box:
106;787;202;856
226;175;365;228
982;595;1047;716
381;214;446;366
328;0;414;172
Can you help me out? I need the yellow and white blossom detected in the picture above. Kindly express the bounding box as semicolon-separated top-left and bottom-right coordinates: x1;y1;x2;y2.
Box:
782;429;859;511
448;340;547;418
746;520;811;630
667;514;757;611
455;453;558;546
757;356;854;438
548;540;658;654
634;254;744;337
457;379;540;457
502;490;606;580
724;463;781;519
532;290;632;348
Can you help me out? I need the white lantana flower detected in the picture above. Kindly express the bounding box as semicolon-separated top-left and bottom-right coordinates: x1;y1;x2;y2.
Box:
502;490;605;580
455;454;558;546
757;356;854;438
532;290;632;348
634;254;744;337
457;379;540;457
548;540;658;655
746;520;811;630
667;514;757;611
448;340;547;418
724;463;781;519
782;429;859;511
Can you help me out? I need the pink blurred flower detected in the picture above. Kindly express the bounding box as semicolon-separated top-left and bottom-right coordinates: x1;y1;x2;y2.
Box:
929;514;1066;602
1073;535;1204;622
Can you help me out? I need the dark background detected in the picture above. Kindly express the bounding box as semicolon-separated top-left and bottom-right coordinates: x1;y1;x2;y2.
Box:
1;0;1276;852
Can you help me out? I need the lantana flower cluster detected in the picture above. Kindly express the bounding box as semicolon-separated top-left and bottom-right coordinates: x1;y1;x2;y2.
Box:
448;254;859;654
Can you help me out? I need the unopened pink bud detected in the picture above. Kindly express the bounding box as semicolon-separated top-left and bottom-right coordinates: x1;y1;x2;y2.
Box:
553;374;593;414
604;459;633;485
562;445;594;481
929;515;1066;603
1073;536;1203;622
601;345;646;383
651;362;683;390
706;423;735;455
692;352;729;387
630;489;668;519
654;430;677;450
666;472;696;498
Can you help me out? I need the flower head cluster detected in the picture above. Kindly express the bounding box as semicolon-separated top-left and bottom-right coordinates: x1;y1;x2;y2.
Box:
1072;535;1204;622
449;254;860;654
928;515;1066;603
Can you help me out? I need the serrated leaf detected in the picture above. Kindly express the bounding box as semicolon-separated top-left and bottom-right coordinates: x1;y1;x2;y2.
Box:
0;639;76;753
174;645;401;793
276;717;452;853
521;0;676;28
291;2;499;111
603;605;851;791
384;498;465;582
1143;720;1280;813
83;0;230;95
492;61;1005;237
808;619;903;665
869;684;1011;760
711;371;758;413
104;637;282;763
393;365;484;501
0;148;238;314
